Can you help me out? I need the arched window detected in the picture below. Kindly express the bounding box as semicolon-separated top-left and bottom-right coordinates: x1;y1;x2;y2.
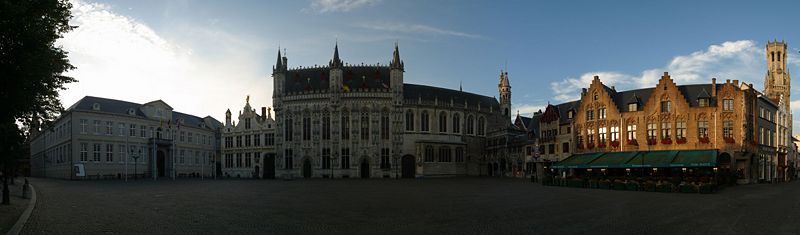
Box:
466;115;475;135
360;111;369;140
439;111;447;133
452;113;461;134
380;112;390;140
322;111;331;140
421;111;430;132
477;116;485;136
405;110;414;131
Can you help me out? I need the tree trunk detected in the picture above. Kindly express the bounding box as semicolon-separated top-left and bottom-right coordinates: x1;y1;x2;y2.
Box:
2;175;9;205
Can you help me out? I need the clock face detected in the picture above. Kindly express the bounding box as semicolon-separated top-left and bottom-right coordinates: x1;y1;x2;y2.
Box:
777;68;783;74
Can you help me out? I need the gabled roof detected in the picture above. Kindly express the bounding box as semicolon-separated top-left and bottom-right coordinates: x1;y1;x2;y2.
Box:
67;96;221;130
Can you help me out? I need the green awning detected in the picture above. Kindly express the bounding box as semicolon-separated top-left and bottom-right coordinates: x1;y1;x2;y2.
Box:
554;150;718;169
552;152;604;169
628;150;679;168
587;151;641;168
670;149;718;167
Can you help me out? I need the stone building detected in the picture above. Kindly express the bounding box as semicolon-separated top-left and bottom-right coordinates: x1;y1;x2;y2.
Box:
220;97;277;178
270;43;510;179
29;96;221;180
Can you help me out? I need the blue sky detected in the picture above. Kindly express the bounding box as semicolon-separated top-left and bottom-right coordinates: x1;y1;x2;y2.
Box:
58;0;800;131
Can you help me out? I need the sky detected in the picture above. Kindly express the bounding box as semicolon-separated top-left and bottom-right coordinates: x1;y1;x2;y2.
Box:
57;0;800;131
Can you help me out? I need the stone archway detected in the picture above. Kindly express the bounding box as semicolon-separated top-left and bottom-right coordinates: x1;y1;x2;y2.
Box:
263;154;275;179
360;158;370;178
401;155;415;178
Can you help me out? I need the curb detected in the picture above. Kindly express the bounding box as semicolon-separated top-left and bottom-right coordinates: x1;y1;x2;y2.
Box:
6;184;36;235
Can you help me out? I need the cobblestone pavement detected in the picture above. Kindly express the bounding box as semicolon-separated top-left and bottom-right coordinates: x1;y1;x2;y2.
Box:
20;177;800;235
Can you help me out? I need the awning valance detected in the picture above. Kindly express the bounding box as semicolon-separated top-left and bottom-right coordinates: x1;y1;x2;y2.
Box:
552;150;718;169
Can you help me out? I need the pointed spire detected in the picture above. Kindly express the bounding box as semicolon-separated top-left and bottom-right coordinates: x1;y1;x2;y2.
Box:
330;41;343;68
459;81;463;92
390;42;404;70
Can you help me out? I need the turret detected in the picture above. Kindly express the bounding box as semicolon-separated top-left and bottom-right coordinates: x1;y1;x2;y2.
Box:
390;43;404;105
272;48;287;98
499;70;511;117
764;40;791;112
329;42;343;69
328;42;344;105
225;109;232;126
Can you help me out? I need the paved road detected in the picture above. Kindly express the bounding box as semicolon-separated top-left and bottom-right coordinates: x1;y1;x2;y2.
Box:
21;178;800;234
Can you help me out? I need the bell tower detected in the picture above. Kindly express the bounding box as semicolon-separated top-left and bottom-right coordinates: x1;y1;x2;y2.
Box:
499;70;511;117
764;40;791;111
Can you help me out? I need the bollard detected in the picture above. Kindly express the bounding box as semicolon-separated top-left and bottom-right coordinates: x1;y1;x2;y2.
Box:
22;179;30;199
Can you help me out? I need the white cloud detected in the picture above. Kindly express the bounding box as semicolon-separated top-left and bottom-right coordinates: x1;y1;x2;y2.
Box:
306;0;381;13
550;40;764;103
513;103;546;118
58;0;271;122
355;22;484;39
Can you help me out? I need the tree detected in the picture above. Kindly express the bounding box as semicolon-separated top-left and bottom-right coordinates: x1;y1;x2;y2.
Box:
0;0;76;205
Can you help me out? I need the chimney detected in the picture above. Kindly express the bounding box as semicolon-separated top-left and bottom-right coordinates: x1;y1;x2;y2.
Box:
726;79;731;84
261;107;267;120
733;80;739;86
712;78;717;96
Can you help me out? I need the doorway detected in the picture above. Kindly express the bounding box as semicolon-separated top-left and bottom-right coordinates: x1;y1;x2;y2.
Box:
303;158;312;178
263;154;275;179
401;155;415;178
360;159;370;178
157;150;166;177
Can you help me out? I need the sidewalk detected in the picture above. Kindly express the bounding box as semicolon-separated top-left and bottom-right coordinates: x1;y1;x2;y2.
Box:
0;178;31;234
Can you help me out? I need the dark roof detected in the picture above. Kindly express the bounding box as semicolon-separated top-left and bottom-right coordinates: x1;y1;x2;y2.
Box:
67;96;221;130
527;114;541;137
403;83;500;110
609;84;723;112
557;100;581;124
284;66;391;93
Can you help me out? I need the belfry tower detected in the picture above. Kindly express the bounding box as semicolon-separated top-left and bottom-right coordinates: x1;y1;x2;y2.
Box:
499;70;511;117
764;40;791;111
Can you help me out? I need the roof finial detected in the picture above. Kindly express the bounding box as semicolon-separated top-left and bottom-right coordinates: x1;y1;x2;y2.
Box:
246;95;250;104
459;80;463;92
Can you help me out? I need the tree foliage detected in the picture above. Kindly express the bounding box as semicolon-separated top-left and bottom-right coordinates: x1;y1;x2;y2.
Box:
0;0;75;168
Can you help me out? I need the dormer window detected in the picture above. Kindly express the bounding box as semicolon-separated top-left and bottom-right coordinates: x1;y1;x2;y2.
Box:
92;103;101;110
698;98;709;107
660;101;671;113
628;103;638;112
593;93;598;101
128;108;136;115
567;111;574;119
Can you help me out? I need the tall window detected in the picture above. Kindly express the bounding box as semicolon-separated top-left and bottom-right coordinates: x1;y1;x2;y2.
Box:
380;148;390;169
105;121;113;135
284;149;293;169
245;118;251;129
587;129;595;144
562;142;570;153
661;121;671;139
245;135;251;147
455;147;464;162
360;112;369;140
661;101;671;113
421;111;430;132
341;115;350;140
698;98;709;107
598;127;607;143
610;126;619;142
453;113;461;134
105;144;113;162
266;133;275;146
180;150;186;164
322;114;331;140
439;111;447;133
285;117;294;141
627;124;637;141
723;120;733;138
424;145;434;162
405;110;414;131
188;132;194;143
302;117;311;140
236;136;242;147
254;134;261;146
598;108;607;120
586;110;594;121
140;125;146;138
118;144;126;162
322;148;331;169
340;148;350;169
477;117;485;136
93;143;101;162
118;123;125;136
80;143;88;162
245;153;252;168
80;119;87;133
438;147;452;162
698;120;709;138
236;153;242;168
129;124;135;137
676;121;686;139
381;114;390;140
723;99;734;111
647;122;656;140
94;120;101;134
466;115;474;135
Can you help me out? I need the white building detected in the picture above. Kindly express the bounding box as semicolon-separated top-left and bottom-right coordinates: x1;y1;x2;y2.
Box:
221;97;277;178
29;96;222;180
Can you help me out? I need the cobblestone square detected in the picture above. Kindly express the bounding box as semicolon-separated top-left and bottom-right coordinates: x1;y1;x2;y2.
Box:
20;178;800;234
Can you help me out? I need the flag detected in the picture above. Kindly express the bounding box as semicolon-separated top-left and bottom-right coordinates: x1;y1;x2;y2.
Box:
343;84;350;92
382;82;389;89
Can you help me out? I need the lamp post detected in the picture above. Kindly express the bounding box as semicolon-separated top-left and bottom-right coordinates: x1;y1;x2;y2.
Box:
133;152;140;180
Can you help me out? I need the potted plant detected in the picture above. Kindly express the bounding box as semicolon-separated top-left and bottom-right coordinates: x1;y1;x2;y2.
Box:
610;141;620;148
597;142;606;148
661;138;672;145
676;137;687;144
586;143;595;149
699;137;710;144
647;138;657;145
627;139;639;146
